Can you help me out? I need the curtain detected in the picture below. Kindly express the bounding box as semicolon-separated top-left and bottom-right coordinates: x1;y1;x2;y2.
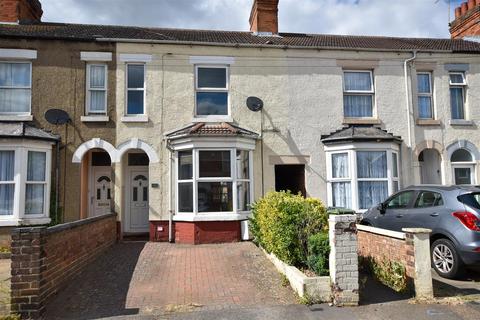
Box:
332;182;351;208
357;151;387;178
25;185;44;215
450;87;464;119
0;151;14;215
344;95;372;117
332;153;348;178
0;63;30;87
27;151;46;181
0;88;30;113
417;74;431;93
418;96;432;119
344;72;372;91
392;153;398;178
89;65;105;88
89;91;106;112
236;150;249;179
358;181;388;209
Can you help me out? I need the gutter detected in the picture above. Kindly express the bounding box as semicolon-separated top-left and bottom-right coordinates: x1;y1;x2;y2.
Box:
95;37;454;54
403;51;417;148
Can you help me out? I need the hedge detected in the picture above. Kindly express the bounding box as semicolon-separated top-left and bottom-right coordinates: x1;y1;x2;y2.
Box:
250;191;330;275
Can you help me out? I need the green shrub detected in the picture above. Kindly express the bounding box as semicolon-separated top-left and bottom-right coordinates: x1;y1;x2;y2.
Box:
251;191;328;270
306;232;330;276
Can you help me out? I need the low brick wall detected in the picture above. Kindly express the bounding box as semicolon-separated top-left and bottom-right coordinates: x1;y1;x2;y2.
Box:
357;225;433;299
10;213;117;318
357;225;415;279
174;221;241;244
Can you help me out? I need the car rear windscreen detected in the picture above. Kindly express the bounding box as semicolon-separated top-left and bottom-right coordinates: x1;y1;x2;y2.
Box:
457;192;480;210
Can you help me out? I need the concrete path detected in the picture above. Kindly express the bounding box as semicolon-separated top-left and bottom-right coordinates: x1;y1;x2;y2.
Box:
0;259;10;316
45;242;296;319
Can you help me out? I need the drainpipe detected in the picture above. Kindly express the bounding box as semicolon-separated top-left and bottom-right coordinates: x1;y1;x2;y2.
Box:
167;142;174;243
403;51;417;148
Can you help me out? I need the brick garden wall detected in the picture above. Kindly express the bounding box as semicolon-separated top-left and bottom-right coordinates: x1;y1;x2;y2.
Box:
174;221;241;245
357;225;415;279
10;213;117;318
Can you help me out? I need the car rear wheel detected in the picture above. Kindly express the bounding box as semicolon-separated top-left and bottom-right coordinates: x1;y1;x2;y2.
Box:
431;238;463;279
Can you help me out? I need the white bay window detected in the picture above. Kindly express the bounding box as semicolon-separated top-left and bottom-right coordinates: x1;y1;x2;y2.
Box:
0;142;52;225
327;144;400;212
176;147;253;219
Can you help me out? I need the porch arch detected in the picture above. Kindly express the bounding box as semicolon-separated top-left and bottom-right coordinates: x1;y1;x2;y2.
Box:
446;139;480;161
413;140;444;159
72;138;118;163
117;138;159;163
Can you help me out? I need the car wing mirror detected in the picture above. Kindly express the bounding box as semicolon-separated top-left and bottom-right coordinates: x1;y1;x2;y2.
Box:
377;203;386;214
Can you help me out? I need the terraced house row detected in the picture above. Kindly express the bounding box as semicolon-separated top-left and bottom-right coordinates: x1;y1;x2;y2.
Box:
1;0;480;245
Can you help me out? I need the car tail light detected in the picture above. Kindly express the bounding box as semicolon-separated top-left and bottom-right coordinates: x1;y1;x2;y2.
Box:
452;211;480;231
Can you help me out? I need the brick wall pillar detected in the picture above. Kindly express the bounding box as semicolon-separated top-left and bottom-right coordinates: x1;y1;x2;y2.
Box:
402;228;433;300
328;214;359;306
10;227;47;319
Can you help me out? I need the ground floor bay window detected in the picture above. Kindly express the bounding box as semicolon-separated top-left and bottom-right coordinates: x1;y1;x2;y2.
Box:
0;139;53;226
326;143;400;212
176;148;253;219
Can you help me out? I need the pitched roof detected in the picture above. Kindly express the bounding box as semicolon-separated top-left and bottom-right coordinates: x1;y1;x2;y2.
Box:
0;122;60;141
321;125;402;145
2;22;480;53
166;122;259;139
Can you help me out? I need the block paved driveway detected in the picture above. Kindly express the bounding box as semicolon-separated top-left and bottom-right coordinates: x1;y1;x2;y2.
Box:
45;242;296;319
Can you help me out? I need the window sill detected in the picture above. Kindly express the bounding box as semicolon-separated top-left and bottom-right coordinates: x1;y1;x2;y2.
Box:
0;115;33;122
81;115;109;122
342;118;381;125
121;115;149;123
173;212;251;222
416;119;441;126
449;119;474;126
192;116;233;123
0;217;51;227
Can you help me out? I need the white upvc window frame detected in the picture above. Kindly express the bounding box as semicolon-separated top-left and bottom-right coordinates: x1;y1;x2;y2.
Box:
450;148;476;185
449;72;467;120
0;61;32;116
0;141;52;226
342;70;375;119
86;63;108;115
194;65;230;120
175;147;254;217
326;143;400;212
125;63;146;116
416;71;434;119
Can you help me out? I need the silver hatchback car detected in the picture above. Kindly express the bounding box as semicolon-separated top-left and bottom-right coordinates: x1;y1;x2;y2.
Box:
360;185;480;279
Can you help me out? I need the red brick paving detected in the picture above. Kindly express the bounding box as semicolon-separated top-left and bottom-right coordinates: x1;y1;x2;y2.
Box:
45;241;296;318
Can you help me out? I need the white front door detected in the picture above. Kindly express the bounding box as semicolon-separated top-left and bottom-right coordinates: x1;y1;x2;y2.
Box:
126;168;149;232
91;167;112;217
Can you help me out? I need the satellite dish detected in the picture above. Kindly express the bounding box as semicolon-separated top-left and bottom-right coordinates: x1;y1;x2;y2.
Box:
45;109;71;125
246;96;263;112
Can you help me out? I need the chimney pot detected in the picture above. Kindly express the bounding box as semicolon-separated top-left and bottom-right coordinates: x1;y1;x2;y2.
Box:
461;2;468;15
455;7;462;18
468;0;475;10
0;0;43;23
249;0;279;35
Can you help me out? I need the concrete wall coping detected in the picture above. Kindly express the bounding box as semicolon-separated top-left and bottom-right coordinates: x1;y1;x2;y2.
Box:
357;224;406;240
402;227;432;234
12;213;117;235
328;214;357;222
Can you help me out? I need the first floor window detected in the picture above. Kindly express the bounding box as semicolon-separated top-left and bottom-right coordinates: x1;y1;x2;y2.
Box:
417;72;433;119
87;64;107;114
0;62;31;114
343;70;374;118
0;150;15;215
176;148;252;214
126;64;145;115
195;66;229;117
449;72;467;120
327;146;399;211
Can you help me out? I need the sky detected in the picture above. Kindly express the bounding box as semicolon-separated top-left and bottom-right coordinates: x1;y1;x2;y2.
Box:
40;0;463;38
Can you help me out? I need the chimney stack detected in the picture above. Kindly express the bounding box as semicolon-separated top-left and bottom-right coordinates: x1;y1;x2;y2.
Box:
249;0;279;35
0;0;43;24
450;0;480;39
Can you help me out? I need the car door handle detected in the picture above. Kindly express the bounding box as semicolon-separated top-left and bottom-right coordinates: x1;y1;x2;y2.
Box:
430;213;439;217
396;214;404;218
